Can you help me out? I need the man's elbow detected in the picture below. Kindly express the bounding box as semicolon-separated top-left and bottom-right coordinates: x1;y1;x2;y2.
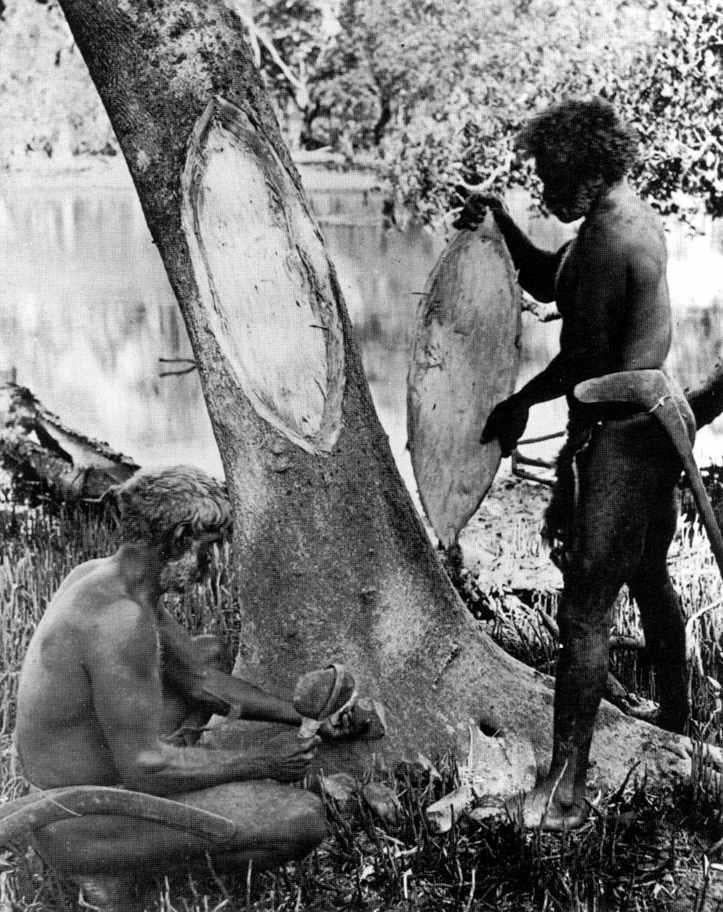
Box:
520;276;556;303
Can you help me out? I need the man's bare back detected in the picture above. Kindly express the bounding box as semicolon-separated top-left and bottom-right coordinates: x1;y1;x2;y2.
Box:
18;555;146;788
555;183;671;379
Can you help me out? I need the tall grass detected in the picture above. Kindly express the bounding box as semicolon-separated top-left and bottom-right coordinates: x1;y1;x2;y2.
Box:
0;504;722;910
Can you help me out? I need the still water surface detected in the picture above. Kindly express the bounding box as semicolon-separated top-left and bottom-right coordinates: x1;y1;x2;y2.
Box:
1;173;722;502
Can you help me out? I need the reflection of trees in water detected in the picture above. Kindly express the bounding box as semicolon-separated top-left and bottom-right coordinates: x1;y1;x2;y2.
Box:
0;183;721;471
326;220;441;342
0;188;211;464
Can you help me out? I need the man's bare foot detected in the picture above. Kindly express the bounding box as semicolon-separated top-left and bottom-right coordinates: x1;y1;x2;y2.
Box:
509;782;589;832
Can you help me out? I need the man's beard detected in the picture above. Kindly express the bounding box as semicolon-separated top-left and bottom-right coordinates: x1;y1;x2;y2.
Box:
159;551;204;594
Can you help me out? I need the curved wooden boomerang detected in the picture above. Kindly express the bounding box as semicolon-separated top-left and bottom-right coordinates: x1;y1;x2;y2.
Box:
0;785;237;847
575;369;723;578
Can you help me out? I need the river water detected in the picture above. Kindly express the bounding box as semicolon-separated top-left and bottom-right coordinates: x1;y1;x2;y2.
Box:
1;169;722;501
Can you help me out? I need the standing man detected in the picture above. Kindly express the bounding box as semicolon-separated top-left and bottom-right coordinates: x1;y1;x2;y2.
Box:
455;98;688;829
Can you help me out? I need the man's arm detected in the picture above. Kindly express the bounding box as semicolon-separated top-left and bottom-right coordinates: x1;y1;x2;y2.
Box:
454;194;567;302
516;242;628;408
493;209;569;303
87;601;315;795
156;607;302;725
482;242;625;452
480;350;583;454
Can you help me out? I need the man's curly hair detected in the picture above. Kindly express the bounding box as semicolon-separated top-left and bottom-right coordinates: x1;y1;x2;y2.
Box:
516;97;637;186
115;465;232;544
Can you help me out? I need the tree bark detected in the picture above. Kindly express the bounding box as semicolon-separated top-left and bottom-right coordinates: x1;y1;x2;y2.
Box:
54;0;706;790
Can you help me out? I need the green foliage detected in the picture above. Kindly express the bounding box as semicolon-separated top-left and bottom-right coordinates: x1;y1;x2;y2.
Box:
380;0;722;223
8;0;719;220
307;0;489;153
0;0;116;163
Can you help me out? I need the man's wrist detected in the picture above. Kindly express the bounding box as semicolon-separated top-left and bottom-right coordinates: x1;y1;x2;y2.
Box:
490;205;512;235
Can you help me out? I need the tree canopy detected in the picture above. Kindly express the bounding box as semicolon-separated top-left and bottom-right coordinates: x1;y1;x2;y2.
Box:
252;0;722;223
5;0;722;221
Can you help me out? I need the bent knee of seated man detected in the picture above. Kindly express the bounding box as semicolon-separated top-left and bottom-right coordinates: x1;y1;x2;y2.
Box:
172;782;328;871
212;787;328;870
32;783;327;878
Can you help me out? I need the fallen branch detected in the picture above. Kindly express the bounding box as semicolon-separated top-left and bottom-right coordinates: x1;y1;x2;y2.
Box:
0;380;138;502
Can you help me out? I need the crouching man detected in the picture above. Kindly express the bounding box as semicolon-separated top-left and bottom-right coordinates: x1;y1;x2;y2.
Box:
15;465;352;910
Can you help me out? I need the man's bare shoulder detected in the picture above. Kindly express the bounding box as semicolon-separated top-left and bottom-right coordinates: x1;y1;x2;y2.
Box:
41;581;156;677
49;556;146;628
581;192;665;265
53;555;112;598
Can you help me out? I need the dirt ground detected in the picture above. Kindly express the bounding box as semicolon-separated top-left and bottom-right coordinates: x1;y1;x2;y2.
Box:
458;475;563;593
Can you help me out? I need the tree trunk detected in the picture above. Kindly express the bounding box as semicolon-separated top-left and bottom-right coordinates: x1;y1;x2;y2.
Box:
55;0;703;790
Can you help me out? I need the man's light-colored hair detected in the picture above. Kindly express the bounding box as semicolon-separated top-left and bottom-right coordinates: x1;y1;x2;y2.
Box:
115;465;232;544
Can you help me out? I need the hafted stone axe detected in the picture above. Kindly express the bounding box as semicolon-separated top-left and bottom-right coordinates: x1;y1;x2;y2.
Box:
574;369;723;577
293;664;386;740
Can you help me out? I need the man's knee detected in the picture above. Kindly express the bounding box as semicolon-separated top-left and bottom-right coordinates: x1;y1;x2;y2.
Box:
213;790;327;872
181;782;328;861
278;790;328;858
33;788;328;878
561;553;625;607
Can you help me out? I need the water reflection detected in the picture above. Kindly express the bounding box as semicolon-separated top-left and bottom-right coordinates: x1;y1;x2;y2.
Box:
0;177;722;498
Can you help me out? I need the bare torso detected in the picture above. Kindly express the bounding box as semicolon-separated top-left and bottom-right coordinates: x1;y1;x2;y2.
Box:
484;180;673;431
16;556;151;787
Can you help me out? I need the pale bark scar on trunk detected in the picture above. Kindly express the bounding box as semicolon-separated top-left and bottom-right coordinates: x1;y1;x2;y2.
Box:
181;97;345;455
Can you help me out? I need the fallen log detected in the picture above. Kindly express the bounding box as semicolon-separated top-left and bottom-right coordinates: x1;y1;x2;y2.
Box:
0;380;138;502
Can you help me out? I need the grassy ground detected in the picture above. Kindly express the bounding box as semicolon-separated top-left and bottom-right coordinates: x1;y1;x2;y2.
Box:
1;497;723;911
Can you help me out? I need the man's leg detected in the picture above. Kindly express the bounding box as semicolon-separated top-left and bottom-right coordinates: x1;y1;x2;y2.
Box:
33;782;327;910
629;489;688;734
522;570;625;829
523;419;652;829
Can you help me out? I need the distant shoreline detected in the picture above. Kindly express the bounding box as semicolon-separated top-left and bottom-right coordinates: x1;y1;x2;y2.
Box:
1;152;383;195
